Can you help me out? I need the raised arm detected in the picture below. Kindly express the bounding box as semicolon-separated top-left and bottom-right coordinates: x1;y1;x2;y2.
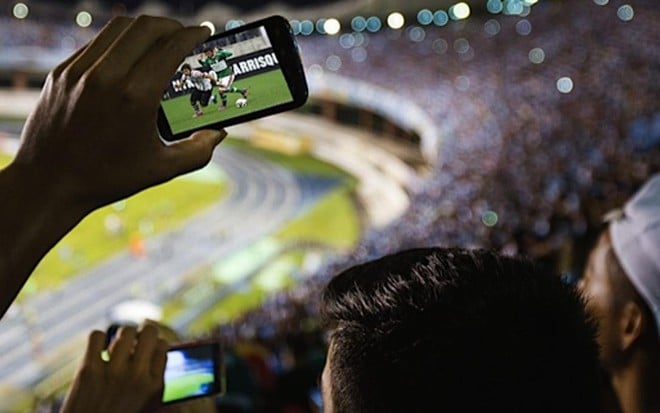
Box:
0;16;225;318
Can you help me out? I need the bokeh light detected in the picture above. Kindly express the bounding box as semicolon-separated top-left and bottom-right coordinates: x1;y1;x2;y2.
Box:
307;64;323;77
353;32;367;47
433;10;449;26
325;55;342;71
432;38;448;54
528;47;545;64
351;16;367;32
366;16;382;32
449;2;471;20
387;12;405;30
617;5;634;22
290;19;301;35
455;75;470;91
482;211;499;227
454;38;470;54
12;2;29;19
225;20;244;30
351;47;368;62
299;20;314;36
484;19;501;37
515;19;532;36
487;0;504;14
417;9;434;25
408;26;426;42
593;0;609;5
315;18;327;34
556;76;574;94
339;33;355;48
504;0;524;15
324;18;341;35
75;11;92;28
200;21;215;35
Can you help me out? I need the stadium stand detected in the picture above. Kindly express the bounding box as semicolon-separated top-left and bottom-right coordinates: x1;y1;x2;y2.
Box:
2;1;659;411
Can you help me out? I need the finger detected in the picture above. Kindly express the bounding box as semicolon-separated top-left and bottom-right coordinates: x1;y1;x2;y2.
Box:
150;339;169;380
95;16;185;79
84;330;107;366
108;325;137;367
49;42;89;80
132;324;159;368
128;25;211;99
162;129;227;178
66;16;134;80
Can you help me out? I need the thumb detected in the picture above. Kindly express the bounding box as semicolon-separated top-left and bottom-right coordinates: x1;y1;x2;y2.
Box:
165;129;226;177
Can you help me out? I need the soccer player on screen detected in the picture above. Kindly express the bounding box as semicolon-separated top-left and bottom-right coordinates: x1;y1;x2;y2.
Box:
198;47;248;110
179;63;217;118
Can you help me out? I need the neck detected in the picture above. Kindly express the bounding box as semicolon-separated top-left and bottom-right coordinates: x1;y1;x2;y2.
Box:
611;350;660;413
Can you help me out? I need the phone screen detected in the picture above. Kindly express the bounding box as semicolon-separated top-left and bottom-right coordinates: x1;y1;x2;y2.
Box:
159;16;306;141
163;342;223;404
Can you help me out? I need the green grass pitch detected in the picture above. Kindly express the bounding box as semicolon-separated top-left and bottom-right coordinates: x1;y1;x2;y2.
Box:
163;372;215;403
162;70;293;135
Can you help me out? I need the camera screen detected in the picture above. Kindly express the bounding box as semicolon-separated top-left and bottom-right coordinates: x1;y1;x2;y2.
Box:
161;25;295;135
163;344;218;403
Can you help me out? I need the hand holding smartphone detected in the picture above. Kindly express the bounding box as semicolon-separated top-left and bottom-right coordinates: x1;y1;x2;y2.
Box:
106;325;224;404
158;15;308;141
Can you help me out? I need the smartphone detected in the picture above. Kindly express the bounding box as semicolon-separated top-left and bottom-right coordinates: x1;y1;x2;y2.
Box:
158;15;308;141
163;341;224;404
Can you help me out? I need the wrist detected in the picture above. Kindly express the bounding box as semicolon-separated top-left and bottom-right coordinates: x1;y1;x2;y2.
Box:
0;159;91;266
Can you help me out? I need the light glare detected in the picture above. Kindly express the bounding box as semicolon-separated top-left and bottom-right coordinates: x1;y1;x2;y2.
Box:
13;2;29;19
450;2;471;20
76;11;92;28
200;21;215;35
557;77;574;94
324;18;341;35
387;12;405;29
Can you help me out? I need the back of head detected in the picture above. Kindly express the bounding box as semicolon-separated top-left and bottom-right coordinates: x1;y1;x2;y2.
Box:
321;248;601;413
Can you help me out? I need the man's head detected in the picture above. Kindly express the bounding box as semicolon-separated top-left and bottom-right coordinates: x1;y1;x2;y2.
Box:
320;248;601;413
580;174;660;369
181;63;192;76
203;47;214;58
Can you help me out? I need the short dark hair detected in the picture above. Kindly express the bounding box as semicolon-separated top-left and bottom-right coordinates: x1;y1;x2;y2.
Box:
180;63;192;72
203;47;214;54
321;248;601;413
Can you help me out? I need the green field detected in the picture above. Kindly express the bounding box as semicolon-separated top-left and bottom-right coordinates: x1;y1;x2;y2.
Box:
163;372;214;403
23;164;228;297
162;70;293;135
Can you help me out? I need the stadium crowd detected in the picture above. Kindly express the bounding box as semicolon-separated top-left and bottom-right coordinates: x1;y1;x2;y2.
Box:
209;1;660;411
0;1;659;412
222;0;660;332
175;2;660;412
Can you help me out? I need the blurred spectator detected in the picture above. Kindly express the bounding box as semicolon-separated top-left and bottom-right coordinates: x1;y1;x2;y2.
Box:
580;174;660;413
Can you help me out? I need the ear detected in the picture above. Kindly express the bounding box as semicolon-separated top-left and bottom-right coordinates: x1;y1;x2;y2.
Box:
619;301;644;351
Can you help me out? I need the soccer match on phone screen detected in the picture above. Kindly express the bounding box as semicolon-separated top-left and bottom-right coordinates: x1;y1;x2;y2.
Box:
161;26;294;134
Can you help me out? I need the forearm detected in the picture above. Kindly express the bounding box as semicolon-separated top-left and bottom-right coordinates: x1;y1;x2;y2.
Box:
0;161;89;317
